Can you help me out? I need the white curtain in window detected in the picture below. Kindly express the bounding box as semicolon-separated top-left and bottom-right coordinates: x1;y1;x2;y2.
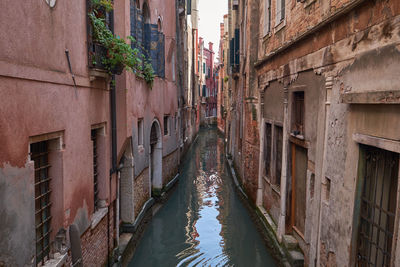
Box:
275;0;285;25
263;0;271;36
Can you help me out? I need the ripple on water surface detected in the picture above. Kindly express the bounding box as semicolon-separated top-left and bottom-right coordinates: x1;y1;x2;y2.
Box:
129;128;277;267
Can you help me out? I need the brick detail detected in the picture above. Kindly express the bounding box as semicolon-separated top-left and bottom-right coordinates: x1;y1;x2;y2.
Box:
162;149;179;185
134;168;150;217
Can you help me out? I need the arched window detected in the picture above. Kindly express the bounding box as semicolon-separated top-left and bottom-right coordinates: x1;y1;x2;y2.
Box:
157;17;162;32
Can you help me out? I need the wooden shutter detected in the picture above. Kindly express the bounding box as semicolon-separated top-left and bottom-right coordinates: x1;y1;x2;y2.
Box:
130;5;137;47
187;0;192;15
148;24;159;74
234;29;240;66
157;32;165;78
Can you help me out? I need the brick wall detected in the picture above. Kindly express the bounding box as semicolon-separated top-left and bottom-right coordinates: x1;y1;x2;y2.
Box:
259;0;358;57
134;168;150;217
80;203;115;266
162;149;179;185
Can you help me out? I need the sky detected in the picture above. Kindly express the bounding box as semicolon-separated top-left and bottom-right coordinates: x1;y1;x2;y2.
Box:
198;0;228;59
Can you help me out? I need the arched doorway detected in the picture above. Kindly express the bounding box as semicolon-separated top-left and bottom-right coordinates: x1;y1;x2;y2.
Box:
149;120;162;196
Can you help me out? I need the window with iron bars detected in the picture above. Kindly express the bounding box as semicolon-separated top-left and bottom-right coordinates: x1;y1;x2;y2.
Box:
91;129;100;211
356;145;399;266
31;141;52;266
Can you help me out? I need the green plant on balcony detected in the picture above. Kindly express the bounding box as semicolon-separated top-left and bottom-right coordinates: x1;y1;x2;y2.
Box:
89;0;155;86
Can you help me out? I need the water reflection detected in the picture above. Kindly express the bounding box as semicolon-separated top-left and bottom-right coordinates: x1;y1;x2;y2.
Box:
129;128;277;267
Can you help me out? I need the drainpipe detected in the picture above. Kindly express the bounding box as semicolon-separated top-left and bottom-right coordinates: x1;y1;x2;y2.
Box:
315;77;333;266
116;170;121;249
108;76;117;266
277;85;289;242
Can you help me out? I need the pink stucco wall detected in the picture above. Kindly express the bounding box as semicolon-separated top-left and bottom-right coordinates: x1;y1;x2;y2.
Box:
0;0;113;264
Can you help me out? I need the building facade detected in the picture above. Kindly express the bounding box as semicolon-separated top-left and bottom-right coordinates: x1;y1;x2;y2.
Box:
222;0;400;266
0;0;183;265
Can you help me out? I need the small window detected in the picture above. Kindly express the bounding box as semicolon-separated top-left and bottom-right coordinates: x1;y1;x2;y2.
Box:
276;0;285;24
292;91;304;136
31;140;52;265
263;0;271;36
275;125;283;187
164;115;170;136
91;129;100;211
138;118;144;146
264;123;272;178
203;63;206;74
175;113;178;131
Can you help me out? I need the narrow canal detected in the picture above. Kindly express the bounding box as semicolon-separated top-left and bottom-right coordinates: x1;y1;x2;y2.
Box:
129;128;277;266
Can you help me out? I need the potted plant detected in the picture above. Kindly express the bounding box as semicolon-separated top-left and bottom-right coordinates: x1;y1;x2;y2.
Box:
88;0;155;85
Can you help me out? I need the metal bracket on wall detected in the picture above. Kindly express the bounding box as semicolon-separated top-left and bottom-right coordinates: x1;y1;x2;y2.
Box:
65;49;78;98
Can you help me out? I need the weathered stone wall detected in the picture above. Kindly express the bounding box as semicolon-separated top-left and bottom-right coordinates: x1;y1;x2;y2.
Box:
255;0;400;265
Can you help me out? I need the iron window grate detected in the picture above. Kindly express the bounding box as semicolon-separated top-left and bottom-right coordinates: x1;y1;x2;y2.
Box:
91;129;100;211
31;141;52;266
357;146;398;266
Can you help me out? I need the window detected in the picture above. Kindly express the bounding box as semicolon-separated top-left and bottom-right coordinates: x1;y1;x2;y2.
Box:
264;123;272;178
276;0;285;24
91;129;100;211
31;141;52;265
137;118;144;146
187;0;192;15
292;91;304;136
130;1;165;78
275;125;283;187
175;113;178;131
356;145;399;266
263;0;271;36
87;0;112;70
203;63;206;74
164;115;170;135
172;52;176;82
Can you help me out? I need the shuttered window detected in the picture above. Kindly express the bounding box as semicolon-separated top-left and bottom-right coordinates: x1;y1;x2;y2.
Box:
130;3;165;78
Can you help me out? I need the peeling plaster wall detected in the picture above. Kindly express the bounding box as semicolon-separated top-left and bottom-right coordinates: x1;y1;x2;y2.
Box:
0;163;35;266
0;0;113;263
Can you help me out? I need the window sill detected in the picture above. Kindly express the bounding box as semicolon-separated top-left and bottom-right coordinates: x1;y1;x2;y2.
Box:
290;132;304;140
304;0;316;8
263;175;271;184
138;145;145;153
274;19;286;34
89;68;110;83
42;252;68;267
271;184;281;195
262;32;272;42
91;207;108;230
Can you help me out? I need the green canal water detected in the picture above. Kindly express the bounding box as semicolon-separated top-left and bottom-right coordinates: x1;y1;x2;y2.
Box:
129;128;278;267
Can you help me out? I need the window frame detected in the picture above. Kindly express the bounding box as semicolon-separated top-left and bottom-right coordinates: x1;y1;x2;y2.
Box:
138;118;144;146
